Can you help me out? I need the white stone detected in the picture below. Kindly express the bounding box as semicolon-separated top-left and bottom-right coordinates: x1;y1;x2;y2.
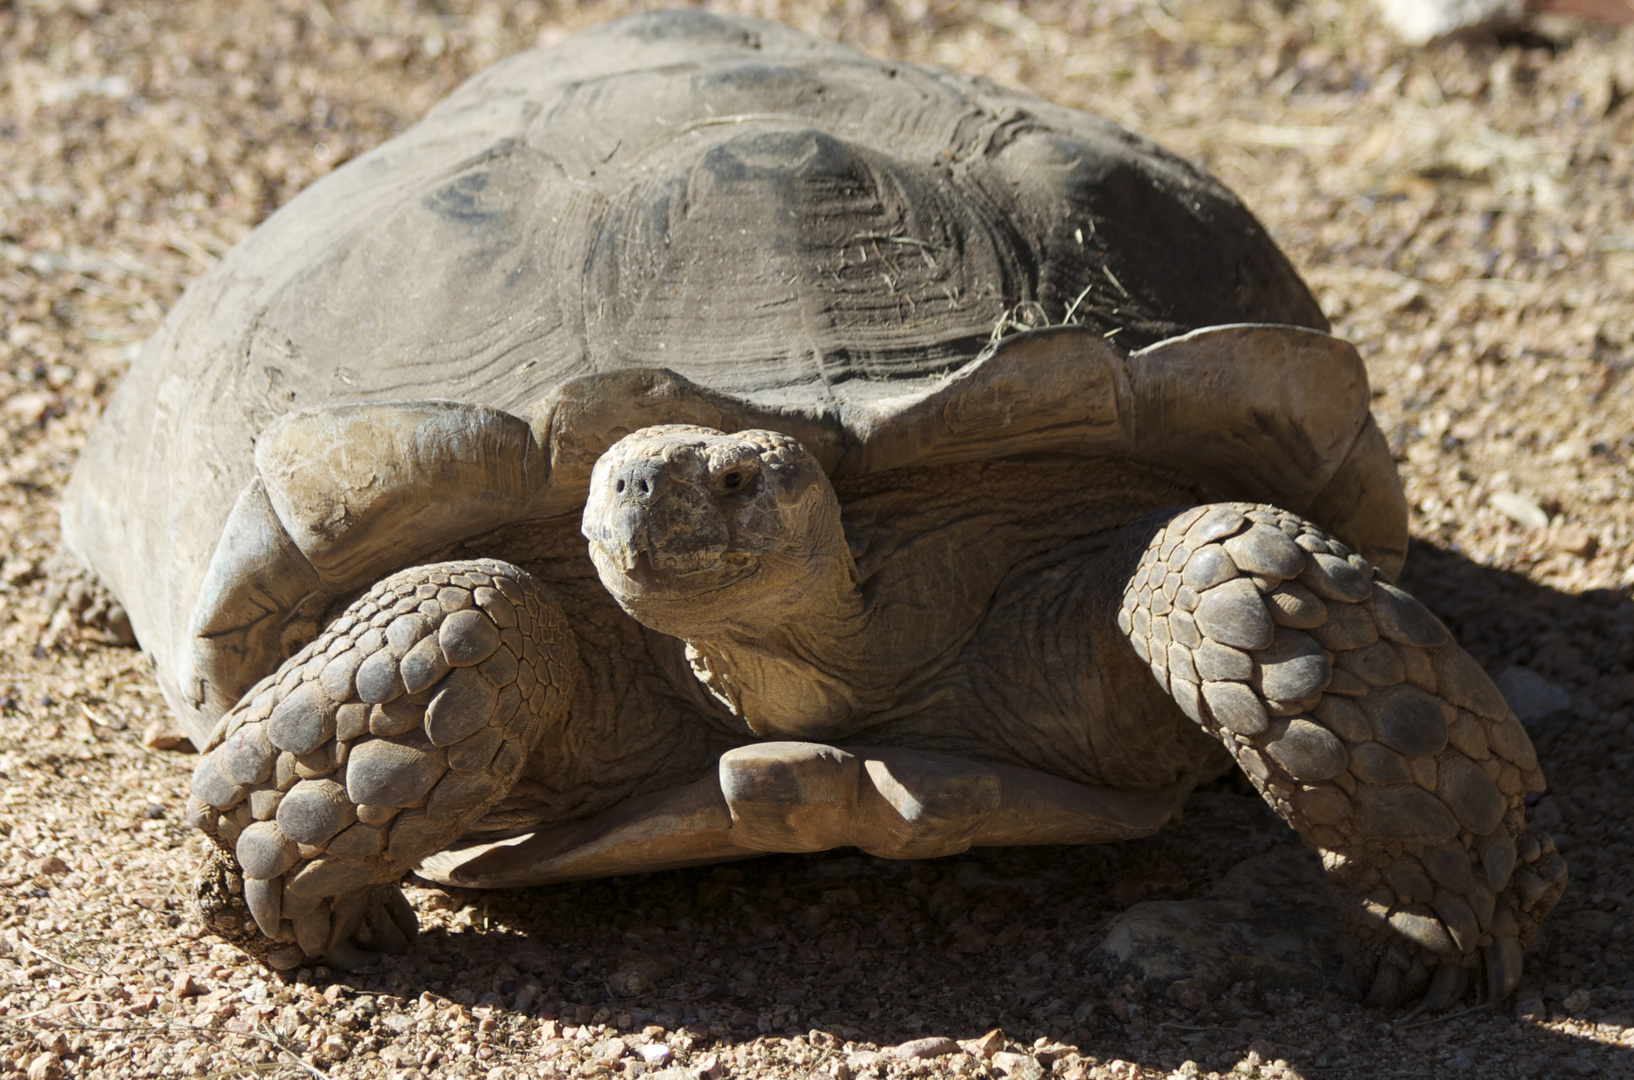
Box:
1374;0;1524;44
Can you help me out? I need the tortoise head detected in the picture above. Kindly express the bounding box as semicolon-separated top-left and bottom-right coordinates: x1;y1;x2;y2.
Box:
581;424;856;640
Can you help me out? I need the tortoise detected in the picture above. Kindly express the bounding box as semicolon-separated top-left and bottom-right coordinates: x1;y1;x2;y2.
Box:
61;9;1564;1007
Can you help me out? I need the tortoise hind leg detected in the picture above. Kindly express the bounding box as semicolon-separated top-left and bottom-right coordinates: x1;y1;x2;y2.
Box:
1116;502;1566;1009
186;558;578;970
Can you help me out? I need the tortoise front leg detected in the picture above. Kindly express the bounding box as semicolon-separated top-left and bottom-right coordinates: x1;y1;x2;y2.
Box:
186;558;579;970
1116;503;1566;1009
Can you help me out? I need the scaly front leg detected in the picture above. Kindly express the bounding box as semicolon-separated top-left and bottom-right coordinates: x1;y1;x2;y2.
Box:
187;559;579;970
1116;503;1566;1008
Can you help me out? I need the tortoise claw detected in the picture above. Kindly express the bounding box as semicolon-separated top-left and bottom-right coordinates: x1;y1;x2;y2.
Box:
1364;962;1407;1009
1422;962;1468;1012
1485;936;1524;1002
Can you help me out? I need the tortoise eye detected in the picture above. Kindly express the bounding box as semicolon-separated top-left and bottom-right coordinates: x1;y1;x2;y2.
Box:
720;471;744;492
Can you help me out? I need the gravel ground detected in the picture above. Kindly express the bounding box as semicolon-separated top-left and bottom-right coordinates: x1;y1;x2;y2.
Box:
3;1;1634;1077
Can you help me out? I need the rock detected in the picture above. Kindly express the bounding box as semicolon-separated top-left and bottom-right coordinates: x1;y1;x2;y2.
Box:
891;1036;959;1060
1494;666;1571;724
991;1051;1046;1080
27;1052;62;1080
1374;0;1523;45
962;1029;1006;1059
1552;525;1598;558
1095;846;1344;995
141;719;191;750
1168;977;1210;1009
1488;489;1550;531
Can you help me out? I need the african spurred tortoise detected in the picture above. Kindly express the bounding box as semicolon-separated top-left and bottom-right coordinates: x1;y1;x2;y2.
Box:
61;10;1565;1007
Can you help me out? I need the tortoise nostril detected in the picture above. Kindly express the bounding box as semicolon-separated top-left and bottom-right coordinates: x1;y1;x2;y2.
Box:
615;479;626;494
637;479;649;494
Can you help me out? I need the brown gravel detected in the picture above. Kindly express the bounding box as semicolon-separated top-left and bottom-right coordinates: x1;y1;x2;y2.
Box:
4;1;1634;1078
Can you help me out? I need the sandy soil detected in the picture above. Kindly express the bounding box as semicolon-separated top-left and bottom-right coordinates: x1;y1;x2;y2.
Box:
3;1;1633;1077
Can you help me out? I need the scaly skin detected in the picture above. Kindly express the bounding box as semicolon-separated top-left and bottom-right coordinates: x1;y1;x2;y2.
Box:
187;559;578;969
1118;503;1566;1007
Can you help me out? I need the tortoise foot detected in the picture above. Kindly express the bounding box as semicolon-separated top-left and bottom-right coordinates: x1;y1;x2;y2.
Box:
185;558;578;966
1120;502;1567;1009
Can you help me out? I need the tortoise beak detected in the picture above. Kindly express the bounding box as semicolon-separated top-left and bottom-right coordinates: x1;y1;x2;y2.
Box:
583;454;730;579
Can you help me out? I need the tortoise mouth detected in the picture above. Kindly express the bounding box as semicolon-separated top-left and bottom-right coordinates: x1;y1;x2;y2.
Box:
589;539;760;611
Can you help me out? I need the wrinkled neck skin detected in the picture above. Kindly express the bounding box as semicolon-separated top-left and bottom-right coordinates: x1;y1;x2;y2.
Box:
582;425;906;739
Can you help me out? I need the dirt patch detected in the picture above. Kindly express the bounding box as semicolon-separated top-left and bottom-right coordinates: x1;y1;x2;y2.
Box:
2;1;1632;1078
